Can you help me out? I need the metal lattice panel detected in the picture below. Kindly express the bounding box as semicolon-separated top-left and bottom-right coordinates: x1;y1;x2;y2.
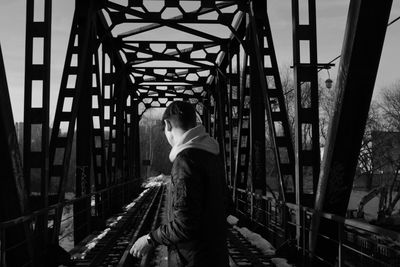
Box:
0;0;394;266
100;0;246;113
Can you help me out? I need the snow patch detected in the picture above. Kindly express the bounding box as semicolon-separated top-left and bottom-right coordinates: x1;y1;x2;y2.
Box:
124;188;150;211
71;187;152;260
142;174;170;188
227;215;239;226
271;257;294;267
234;226;275;256
107;215;123;227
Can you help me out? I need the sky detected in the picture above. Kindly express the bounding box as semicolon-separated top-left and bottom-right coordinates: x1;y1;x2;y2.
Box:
1;0;400;123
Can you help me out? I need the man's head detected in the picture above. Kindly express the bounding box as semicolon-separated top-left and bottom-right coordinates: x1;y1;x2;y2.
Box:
162;101;197;146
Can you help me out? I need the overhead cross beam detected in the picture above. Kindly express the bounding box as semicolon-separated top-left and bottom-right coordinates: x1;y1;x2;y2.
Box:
106;2;226;43
110;2;236;37
123;44;217;69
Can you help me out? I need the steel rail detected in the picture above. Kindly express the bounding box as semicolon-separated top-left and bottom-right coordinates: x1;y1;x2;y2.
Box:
69;185;164;267
119;186;165;267
94;186;163;266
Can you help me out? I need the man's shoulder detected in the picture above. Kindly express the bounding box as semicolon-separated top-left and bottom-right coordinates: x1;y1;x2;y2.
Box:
173;148;219;170
177;147;218;159
172;149;223;182
173;149;220;174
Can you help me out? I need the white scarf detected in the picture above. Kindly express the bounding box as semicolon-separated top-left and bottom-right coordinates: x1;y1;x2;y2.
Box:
169;125;220;162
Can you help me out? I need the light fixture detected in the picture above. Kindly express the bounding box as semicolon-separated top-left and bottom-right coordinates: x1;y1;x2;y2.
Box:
325;69;333;89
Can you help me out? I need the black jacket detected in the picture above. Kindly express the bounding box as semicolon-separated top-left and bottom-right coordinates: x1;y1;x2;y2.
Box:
151;148;229;267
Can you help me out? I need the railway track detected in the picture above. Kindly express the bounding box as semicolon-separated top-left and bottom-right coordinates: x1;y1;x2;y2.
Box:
70;184;276;267
227;227;273;266
71;185;165;267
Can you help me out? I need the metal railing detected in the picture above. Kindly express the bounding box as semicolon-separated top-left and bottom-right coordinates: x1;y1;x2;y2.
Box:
0;179;141;267
232;187;400;266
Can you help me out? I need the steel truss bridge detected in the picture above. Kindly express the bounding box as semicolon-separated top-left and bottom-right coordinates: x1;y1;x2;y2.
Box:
0;0;399;266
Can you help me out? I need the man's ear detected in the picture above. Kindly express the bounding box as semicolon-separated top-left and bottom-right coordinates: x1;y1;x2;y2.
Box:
164;120;172;131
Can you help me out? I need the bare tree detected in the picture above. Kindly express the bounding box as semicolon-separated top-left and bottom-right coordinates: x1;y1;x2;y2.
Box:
356;102;384;188
263;66;335;194
279;65;334;149
373;81;400;221
354;80;400;222
380;80;400;131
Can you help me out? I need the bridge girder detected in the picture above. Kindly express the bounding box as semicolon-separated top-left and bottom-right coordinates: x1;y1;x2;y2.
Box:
0;0;394;266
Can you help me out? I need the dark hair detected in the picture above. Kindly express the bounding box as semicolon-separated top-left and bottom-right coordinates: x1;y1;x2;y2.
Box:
162;101;196;130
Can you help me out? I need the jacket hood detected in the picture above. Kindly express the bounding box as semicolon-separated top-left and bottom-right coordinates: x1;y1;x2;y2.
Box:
169;125;220;162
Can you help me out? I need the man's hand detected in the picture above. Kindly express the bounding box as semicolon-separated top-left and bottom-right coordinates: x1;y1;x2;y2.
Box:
130;234;152;258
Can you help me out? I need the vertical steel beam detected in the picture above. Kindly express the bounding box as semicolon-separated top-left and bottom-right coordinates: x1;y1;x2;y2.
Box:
228;43;241;205
48;13;79;243
291;0;320;206
215;74;229;184
218;46;236;188
24;0;51;204
233;43;250;192
232;44;245;197
91;43;108;192
123;100;131;182
311;0;393;263
247;1;296;204
132;99;141;180
209;95;217;138
90;47;109;220
223;40;242;189
249;2;267;197
100;51;115;216
248;0;297;202
121;91;131;204
102;68;127;212
227;46;236;188
48;0;98;242
102;51;117;184
114;72;129;209
124;90;134;179
24;0;52;256
202;98;211;133
0;44;32;267
73;0;97;243
114;70;129;183
95;11;129;186
222;50;234;187
232;38;252;216
291;0;320;255
75;17;95;168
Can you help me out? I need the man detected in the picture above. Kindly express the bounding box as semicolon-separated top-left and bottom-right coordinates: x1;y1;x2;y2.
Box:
130;101;229;267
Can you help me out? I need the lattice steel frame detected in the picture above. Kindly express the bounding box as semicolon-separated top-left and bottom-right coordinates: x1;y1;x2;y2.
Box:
0;44;33;267
311;0;393;263
0;0;391;265
23;0;52;256
291;0;320;206
21;1;293;251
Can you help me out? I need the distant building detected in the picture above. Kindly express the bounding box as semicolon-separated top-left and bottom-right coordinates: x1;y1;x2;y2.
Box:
355;131;400;190
372;131;400;174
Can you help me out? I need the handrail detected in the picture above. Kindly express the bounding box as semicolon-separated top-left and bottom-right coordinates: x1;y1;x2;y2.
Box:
0;179;140;228
232;186;400;265
233;187;400;242
285;201;400;241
